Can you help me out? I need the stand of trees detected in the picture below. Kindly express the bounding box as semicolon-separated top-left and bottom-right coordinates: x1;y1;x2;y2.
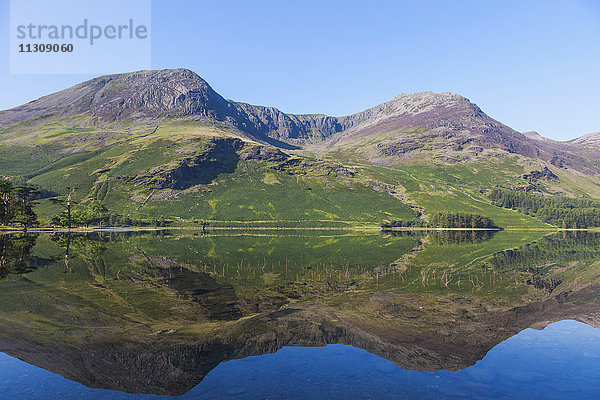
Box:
489;187;600;228
0;178;38;228
52;200;111;227
380;219;427;228
381;212;497;229
430;212;498;229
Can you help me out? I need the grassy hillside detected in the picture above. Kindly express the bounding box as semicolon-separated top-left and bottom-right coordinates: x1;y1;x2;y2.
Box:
1;119;418;225
1;115;597;229
354;158;553;229
2;69;599;229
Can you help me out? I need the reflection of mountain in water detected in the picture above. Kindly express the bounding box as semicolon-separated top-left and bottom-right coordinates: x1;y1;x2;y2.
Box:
381;229;496;244
0;231;598;395
135;266;244;321
490;231;600;271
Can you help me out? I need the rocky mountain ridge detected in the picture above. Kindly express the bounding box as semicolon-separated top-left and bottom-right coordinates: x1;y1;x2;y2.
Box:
0;68;598;170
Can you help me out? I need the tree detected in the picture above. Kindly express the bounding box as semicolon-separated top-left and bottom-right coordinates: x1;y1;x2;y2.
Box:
50;187;77;229
0;178;12;226
52;198;112;228
0;179;39;229
81;200;110;227
12;186;39;229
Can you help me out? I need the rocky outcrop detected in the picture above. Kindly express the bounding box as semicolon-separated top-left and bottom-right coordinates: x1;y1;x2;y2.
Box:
239;145;289;162
122;138;244;189
522;166;559;183
233;102;346;142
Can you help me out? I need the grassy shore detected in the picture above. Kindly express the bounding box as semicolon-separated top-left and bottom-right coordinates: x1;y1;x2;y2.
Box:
0;223;567;234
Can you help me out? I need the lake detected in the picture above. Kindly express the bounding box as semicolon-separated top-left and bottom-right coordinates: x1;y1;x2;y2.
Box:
0;229;599;399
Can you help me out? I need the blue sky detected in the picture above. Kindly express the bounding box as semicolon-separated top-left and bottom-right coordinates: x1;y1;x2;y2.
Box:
1;0;599;140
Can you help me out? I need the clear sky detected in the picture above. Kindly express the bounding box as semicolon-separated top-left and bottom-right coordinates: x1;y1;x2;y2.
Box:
1;0;599;141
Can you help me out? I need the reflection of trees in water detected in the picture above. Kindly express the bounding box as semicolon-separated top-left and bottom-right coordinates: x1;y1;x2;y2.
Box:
0;234;46;278
51;232;110;273
380;230;424;238
4;233;119;275
382;230;496;245
430;230;496;246
489;232;600;272
51;232;108;259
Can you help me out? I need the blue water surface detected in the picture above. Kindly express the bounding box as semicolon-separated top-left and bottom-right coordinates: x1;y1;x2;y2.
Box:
1;320;599;399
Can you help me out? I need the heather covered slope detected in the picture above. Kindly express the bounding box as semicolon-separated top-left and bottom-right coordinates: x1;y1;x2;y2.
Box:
2;68;594;166
303;92;600;175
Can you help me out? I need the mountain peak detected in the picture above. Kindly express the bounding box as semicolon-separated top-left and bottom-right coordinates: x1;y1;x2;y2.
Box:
570;131;600;148
522;131;554;143
1;68;598;172
390;91;465;101
383;91;475;117
1;68;226;123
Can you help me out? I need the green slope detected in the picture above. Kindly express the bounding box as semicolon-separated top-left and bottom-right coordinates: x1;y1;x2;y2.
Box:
1;115;596;229
1;119;418;225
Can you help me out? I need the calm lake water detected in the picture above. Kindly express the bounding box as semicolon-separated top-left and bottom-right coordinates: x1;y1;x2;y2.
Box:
0;230;599;399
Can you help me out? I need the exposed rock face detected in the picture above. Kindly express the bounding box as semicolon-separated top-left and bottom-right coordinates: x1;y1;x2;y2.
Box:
239;145;289;162
233;102;346;142
522;166;559;183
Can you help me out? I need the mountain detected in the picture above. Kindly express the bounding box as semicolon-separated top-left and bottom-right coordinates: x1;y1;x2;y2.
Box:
570;132;600;149
0;68;599;226
0;69;342;148
0;69;228;123
2;69;594;165
523;131;552;142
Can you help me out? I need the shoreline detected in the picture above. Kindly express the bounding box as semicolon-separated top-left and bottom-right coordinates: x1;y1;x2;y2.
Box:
0;225;577;234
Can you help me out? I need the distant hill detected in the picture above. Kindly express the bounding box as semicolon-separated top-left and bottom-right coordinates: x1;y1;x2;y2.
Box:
570;132;600;149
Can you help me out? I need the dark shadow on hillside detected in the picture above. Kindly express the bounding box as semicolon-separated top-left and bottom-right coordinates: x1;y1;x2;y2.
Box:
259;135;302;150
125;138;244;190
170;139;243;189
